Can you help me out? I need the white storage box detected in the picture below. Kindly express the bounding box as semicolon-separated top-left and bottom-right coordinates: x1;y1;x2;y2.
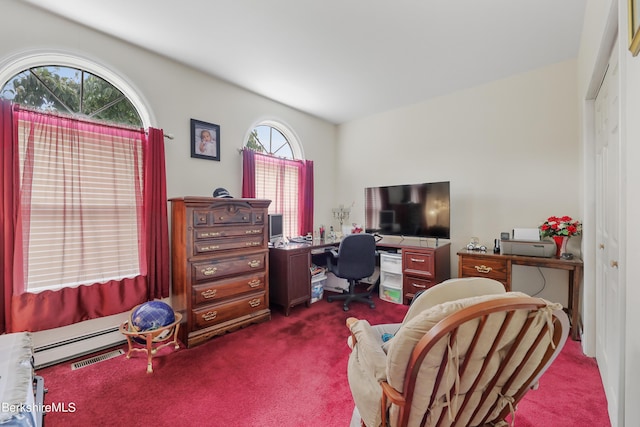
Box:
379;283;403;304
311;273;326;303
323;272;349;293
380;252;402;274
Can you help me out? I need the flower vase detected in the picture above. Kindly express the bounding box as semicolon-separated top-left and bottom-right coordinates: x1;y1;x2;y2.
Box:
553;236;569;257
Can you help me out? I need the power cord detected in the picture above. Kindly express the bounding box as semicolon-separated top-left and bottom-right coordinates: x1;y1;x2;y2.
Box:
532;267;547;296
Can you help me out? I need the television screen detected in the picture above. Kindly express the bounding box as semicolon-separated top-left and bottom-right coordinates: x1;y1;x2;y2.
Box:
364;181;450;239
268;214;284;243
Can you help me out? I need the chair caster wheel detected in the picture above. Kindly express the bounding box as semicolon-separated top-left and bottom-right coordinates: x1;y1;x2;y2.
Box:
327;297;333;302
369;303;375;309
343;306;350;312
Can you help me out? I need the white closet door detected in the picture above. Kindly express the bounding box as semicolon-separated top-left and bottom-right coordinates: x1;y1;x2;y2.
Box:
594;41;623;427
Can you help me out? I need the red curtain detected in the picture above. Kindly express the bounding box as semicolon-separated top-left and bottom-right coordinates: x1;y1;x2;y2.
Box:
241;148;256;198
2;105;169;332
0;100;17;333
299;160;314;235
144;127;169;300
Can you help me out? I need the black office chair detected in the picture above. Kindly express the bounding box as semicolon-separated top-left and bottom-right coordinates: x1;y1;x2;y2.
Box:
326;233;376;311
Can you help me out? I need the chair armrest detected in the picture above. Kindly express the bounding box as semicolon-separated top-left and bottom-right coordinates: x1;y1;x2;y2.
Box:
347;318;388;381
346;317;359;347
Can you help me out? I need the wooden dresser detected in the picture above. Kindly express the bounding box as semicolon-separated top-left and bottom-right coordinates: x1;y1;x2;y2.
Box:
170;197;271;348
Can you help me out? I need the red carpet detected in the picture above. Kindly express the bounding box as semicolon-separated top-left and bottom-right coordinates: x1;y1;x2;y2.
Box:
38;295;610;426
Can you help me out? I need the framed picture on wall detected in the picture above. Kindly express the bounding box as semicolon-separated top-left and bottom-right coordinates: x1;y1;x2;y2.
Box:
630;0;640;56
191;119;220;161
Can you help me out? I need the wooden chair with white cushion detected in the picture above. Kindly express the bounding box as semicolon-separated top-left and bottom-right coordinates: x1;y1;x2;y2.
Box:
346;277;569;427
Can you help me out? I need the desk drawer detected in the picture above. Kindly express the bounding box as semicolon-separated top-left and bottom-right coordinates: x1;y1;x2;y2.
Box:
459;257;508;281
404;276;436;293
403;251;435;278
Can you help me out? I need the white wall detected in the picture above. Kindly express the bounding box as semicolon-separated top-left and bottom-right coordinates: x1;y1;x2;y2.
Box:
335;60;580;304
0;0;338;229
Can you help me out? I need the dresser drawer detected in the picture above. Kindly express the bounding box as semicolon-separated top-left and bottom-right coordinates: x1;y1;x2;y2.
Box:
403;251;435;278
210;204;253;225
459;257;508;281
192;294;267;329
192;251;266;282
194;225;264;240
194;235;264;255
192;273;266;305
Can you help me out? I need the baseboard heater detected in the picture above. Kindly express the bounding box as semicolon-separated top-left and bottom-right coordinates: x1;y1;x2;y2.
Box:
33;327;126;369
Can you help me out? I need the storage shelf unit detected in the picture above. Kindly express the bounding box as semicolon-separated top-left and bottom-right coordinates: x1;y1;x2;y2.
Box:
379;252;403;304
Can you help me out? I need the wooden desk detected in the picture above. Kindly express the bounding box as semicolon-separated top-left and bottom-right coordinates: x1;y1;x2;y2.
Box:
457;249;584;340
269;238;451;314
269;239;339;316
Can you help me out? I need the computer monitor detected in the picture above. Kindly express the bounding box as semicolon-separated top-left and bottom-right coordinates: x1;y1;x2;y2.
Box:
268;214;284;244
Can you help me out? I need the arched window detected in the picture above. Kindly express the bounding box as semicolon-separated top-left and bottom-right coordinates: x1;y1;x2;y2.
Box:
1;65;143;126
0;55;166;332
244;120;312;238
246;120;303;160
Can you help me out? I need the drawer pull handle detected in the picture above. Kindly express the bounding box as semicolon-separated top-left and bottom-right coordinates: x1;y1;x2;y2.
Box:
474;265;492;274
245;229;261;234
412;283;427;288
410;258;425;263
201;289;217;299
248;279;261;288
201;232;221;238
248;298;261;308
248;260;261;268
202;245;220;251
202;311;217;321
202;267;218;276
245;242;260;247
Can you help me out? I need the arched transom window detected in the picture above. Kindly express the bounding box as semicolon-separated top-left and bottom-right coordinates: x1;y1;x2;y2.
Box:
245;120;309;238
1;65;142;126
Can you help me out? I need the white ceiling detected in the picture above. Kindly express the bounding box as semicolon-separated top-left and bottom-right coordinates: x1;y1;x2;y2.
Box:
22;0;586;124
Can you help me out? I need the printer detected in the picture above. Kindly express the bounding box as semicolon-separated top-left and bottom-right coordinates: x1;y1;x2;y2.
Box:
500;239;556;258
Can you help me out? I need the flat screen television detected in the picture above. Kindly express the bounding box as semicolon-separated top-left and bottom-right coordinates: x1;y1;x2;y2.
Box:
268;213;284;244
364;181;450;239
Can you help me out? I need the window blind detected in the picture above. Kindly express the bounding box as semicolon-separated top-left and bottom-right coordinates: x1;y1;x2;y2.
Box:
16;113;143;292
254;154;300;238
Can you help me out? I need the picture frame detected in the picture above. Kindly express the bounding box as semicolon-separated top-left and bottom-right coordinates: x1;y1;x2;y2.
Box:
190;119;220;161
630;0;640;56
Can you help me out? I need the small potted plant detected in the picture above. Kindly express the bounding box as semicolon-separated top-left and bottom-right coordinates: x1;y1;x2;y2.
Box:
539;215;582;257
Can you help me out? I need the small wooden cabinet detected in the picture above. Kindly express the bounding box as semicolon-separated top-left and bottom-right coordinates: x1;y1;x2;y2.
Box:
170;197;271;348
397;243;451;304
269;245;312;316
